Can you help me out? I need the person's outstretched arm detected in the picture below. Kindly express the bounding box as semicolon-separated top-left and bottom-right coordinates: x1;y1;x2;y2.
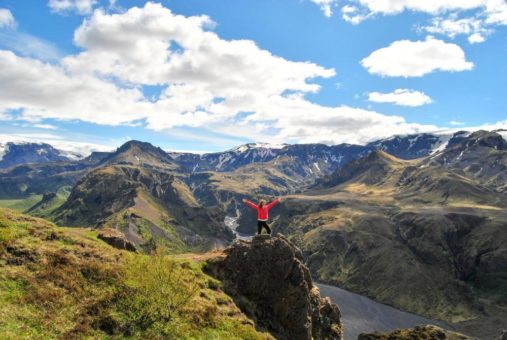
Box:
266;197;281;209
242;198;258;209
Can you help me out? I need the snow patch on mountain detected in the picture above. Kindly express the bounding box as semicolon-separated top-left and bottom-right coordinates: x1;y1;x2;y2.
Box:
0;143;7;161
229;143;288;153
0;134;113;159
430;135;452;155
496;129;507;142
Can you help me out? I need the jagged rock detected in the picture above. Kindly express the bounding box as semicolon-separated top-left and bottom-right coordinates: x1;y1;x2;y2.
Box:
497;330;507;340
97;228;136;252
205;234;343;340
358;325;472;340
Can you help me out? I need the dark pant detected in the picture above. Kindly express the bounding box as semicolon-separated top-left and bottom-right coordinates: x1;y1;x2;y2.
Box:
257;220;271;235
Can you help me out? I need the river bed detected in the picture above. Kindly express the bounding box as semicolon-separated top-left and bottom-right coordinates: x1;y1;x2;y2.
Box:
317;283;451;339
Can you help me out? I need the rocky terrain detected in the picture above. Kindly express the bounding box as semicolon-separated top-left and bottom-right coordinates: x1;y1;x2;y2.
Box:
205;234;343;340
0;131;464;199
52;141;233;252
0;151;109;198
0;207;270;338
0;130;506;339
0;207;341;339
269;132;507;338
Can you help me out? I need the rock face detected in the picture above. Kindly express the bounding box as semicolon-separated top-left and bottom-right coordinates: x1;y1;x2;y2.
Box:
97;228;137;251
358;325;472;340
496;330;507;340
205;234;343;340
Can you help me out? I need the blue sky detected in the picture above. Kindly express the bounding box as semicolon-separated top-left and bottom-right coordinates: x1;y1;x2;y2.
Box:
0;0;506;153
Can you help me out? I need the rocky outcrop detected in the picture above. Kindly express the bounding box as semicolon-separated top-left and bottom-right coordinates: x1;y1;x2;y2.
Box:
358;325;471;340
497;330;507;340
97;228;137;251
205;234;343;340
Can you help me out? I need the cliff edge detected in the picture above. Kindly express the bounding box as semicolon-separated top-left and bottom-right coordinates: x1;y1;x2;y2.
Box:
205;234;343;340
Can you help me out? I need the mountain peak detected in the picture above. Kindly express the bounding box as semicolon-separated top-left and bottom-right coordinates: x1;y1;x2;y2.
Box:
101;140;179;169
315;150;406;188
0;142;71;168
462;130;507;150
228;142;288;153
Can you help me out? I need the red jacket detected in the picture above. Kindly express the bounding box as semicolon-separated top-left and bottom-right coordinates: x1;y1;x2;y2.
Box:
244;198;280;221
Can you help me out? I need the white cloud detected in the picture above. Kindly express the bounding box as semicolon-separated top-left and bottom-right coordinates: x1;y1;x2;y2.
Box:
0;7;61;61
342;5;372;24
309;0;338;17
368;89;433;107
0;31;62;61
0;50;148;125
361;37;474;77
468;32;486;43
353;0;486;15
0;2;474;146
48;0;98;15
421;15;491;43
31;123;58;130
340;0;507;42
0;8;15;29
450;120;466;125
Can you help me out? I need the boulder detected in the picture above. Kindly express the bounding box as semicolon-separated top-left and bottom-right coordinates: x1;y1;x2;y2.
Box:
97;228;137;252
205;234;343;340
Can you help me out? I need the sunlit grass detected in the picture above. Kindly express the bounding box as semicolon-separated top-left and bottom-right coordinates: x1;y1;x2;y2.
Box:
0;207;270;339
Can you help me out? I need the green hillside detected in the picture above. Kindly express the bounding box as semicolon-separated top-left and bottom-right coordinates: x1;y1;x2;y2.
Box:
0;208;270;339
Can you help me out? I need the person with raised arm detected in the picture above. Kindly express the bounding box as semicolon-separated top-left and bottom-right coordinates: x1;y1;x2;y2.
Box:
242;196;281;235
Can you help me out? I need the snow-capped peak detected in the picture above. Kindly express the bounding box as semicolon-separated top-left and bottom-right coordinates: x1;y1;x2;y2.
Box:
0;143;7;161
229;142;288;153
495;129;507;142
0;135;113;160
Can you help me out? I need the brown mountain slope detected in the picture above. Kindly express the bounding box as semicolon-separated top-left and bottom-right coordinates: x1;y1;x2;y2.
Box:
270;150;507;339
52;164;233;252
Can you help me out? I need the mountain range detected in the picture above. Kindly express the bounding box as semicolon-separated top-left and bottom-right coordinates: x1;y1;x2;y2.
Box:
0;129;506;339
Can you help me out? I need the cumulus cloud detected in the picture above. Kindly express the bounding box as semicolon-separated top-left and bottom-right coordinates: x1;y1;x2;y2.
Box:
352;0;486;15
361;37;474;77
421;15;491;43
368;89;433;107
48;0;98;15
468;32;486;43
0;2;468;145
0;9;15;29
309;0;338;17
339;0;507;43
0;50;148;125
342;5;372;24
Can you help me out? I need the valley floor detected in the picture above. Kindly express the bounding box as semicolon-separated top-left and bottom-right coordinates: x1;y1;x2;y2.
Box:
318;283;452;340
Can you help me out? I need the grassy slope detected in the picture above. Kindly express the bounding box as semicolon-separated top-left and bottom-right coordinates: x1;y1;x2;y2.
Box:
0;208;271;339
0;187;71;218
0;195;43;212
